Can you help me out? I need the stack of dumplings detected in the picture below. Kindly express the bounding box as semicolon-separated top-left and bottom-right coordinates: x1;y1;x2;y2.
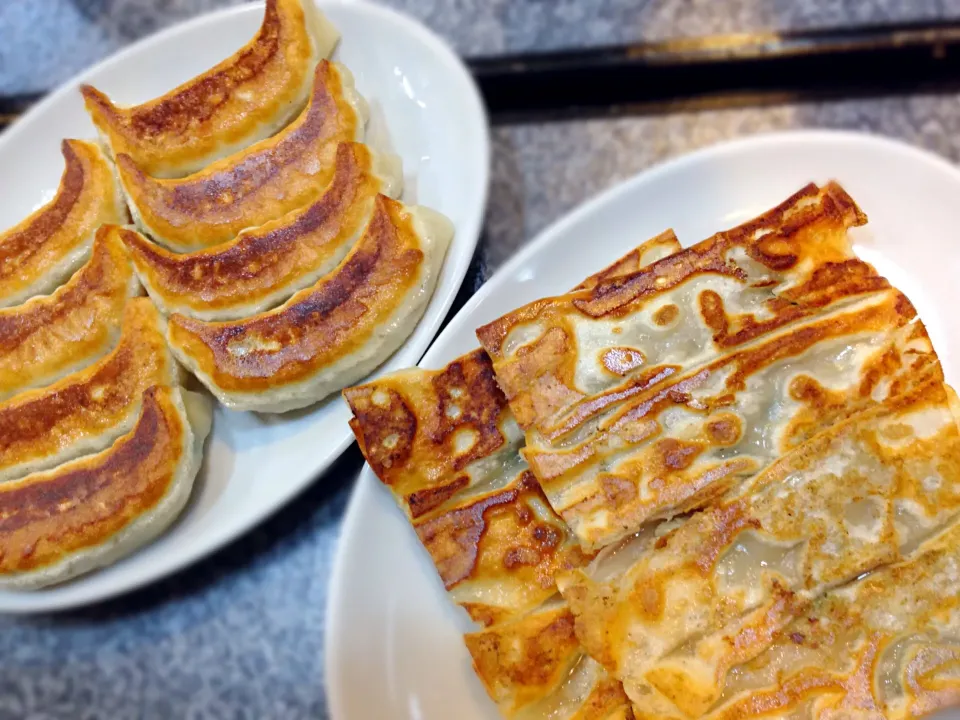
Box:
85;0;453;413
0;156;210;589
346;183;960;718
0;0;452;589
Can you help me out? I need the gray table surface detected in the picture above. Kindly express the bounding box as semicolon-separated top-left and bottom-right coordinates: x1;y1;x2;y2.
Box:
4;1;960;718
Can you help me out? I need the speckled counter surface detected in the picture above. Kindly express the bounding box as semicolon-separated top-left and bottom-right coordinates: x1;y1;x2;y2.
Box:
3;2;960;719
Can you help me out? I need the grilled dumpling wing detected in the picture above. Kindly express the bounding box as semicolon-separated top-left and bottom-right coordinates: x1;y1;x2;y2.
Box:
0;140;126;308
0;385;211;590
560;372;960;718
476;183;874;438
475;183;938;551
700;522;960;720
0;225;141;402
0;299;178;485
345;350;588;622
575;229;682;291
523;288;937;550
118;61;368;251
346;348;526;523
466;604;632;720
344;239;682;718
122;142;402;320
81;0;339;178
345;350;631;719
169;195;451;413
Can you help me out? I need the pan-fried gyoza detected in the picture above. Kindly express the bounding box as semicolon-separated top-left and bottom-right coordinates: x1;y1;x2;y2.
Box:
345;235;684;718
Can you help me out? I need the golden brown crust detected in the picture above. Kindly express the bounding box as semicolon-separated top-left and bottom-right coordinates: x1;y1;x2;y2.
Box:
0;299;173;481
0;387;184;574
416;471;590;624
465;605;583;711
574;230;682;292
526;290;933;549
345;349;516;518
476;183;876;436
119;61;362;250
563;373;960;717
81;0;324;178
0;225;140;400
122;142;380;318
701;525;960;719
466;607;633;719
344;237;681;719
0;140;126;306
168;195;424;392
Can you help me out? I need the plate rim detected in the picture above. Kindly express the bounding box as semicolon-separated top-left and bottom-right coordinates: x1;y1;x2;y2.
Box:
325;127;960;718
0;0;490;614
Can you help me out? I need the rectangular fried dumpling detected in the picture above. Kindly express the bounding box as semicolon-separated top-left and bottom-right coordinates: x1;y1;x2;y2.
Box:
343;236;687;718
476;183;946;551
477;182;874;439
700;521;960;720
345;350;632;718
527;288;937;550
464;602;633;720
345;349;587;624
559;372;960;718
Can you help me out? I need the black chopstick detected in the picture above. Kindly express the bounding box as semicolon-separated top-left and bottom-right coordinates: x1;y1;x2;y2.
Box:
471;19;960;123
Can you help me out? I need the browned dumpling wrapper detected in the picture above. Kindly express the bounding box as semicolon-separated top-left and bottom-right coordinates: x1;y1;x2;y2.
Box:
0;225;141;402
560;372;960;718
122;142;402;321
0;299;179;485
169;196;452;413
0;140;126;308
345;234;683;719
117;61;368;252
81;0;339;178
0;385;211;590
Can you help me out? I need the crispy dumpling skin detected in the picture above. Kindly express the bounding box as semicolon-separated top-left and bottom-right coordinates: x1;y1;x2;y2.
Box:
474;183;937;551
345;348;526;522
465;605;632;720
0;225;141;402
0;299;179;485
344;237;682;719
522;288;938;550
560;372;960;717
476;182;874;439
81;0;339;178
169;195;452;413
346;351;632;719
0;140;126;308
118;61;368;251
0;385;211;591
346;352;589;622
696;522;960;720
122;142;402;320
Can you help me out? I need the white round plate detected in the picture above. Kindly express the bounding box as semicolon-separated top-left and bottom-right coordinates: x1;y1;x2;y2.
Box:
0;0;488;613
326;130;960;719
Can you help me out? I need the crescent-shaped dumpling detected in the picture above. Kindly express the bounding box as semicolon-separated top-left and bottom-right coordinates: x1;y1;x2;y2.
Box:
121;142;402;321
0;140;126;308
168;195;453;413
0;225;141;402
0;299;179;485
0;385;211;590
81;0;339;178
117;61;368;251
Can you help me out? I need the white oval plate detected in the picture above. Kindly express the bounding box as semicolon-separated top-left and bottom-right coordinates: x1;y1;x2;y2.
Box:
326;130;960;719
0;0;488;613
